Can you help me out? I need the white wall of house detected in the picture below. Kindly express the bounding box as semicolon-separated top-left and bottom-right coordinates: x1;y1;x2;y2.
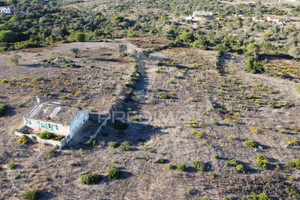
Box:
0;7;11;14
23;118;70;136
68;109;89;138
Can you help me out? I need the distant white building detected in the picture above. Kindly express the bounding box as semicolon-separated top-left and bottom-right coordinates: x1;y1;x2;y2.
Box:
185;11;214;21
0;6;11;14
185;16;194;21
266;16;284;25
193;11;213;17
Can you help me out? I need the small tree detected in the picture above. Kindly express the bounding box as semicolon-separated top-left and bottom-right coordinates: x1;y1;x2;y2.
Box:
74;33;86;42
8;54;21;66
245;57;264;74
70;48;80;57
116;44;127;56
0;30;17;42
179;32;195;43
246;43;260;57
288;47;300;59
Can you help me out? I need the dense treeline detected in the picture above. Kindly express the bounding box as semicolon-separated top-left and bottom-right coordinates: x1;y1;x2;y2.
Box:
0;0;299;60
0;0;139;51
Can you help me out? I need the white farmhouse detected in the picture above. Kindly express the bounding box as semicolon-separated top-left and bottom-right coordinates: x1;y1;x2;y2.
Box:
266;16;284;25
186;11;214;21
193;11;213;18
16;102;89;148
0;6;11;14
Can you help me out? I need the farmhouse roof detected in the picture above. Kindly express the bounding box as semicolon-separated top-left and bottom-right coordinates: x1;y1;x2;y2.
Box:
25;102;79;126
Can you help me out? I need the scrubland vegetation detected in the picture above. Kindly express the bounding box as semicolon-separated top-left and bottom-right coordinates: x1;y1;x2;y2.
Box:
0;0;299;199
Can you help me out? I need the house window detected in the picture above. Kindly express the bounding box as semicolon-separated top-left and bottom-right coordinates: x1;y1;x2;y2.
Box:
48;124;51;129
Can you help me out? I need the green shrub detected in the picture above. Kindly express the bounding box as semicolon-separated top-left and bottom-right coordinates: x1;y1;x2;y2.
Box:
244;140;257;148
247;192;271;200
109;142;119;148
235;164;245;173
1;79;9;83
155;158;166;164
85;139;98;146
37;131;64;141
212;155;219;159
287;159;300;170
8;163;17;170
158;92;171;99
17;135;30;145
192;161;205;171
244;56;265;74
31;77;43;83
0;103;7;116
212;121;219;126
22;189;41;200
106;165;121;180
179;32;195;43
114;120;129;130
74;32;86;42
201;198;212;200
177;164;186;172
80;173;102;185
256;155;269;170
45;149;55;158
167;164;173;169
0;30;17;42
225;159;238;167
295;86;300;94
129;117;142;122
119;141;131;151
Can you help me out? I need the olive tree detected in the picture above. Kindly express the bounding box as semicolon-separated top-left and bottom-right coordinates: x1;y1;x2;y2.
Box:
8;54;21;66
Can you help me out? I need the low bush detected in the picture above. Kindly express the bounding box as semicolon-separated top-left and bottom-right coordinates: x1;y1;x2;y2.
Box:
8;163;17;170
22;189;41;200
244;140;257;148
1;79;9;83
235;164;245;173
80;173;102;185
119;141;131;151
225;159;238;167
158;92;171;99
155;158;166;164
37;131;64;141
17;135;30;145
256;155;269;170
129;117;142;122
85;139;98;146
45;149;55;158
212;155;219;159
0;103;7;116
287;159;300;170
192;161;205;171
106;165;121;180
285;138;298;146
247;192;271;200
167;164;173;169
212;121;219;126
177;164;186;172
109;142;119;148
296;85;300;94
114;120;129;130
